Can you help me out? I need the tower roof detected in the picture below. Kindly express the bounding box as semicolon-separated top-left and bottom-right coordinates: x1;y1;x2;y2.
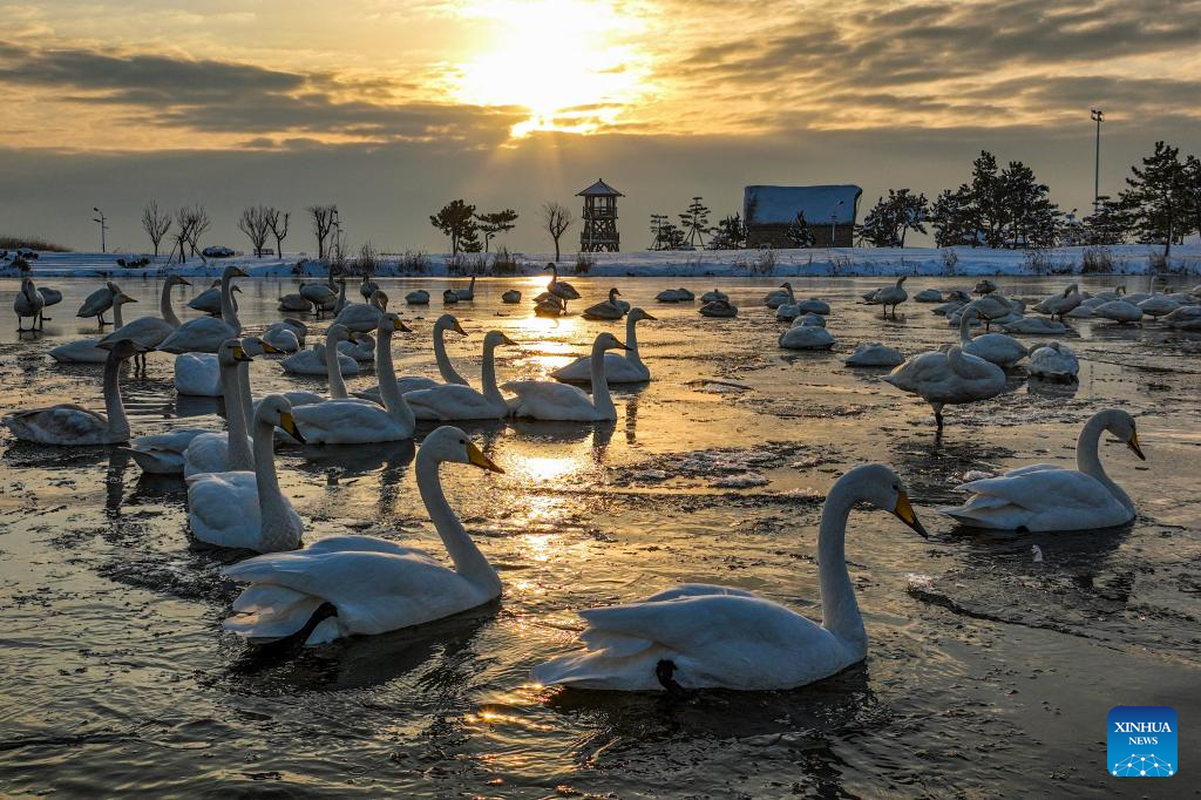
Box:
577;178;624;197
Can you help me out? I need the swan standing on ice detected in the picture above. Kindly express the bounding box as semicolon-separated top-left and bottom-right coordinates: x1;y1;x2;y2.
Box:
159;266;246;353
940;409;1145;531
505;332;629;421
289;314;416;444
354;314;469;403
220;425;504;646
870;277;908;318
531;464;927;691
884;345;1006;429
49;292;137;363
958;308;1027;368
186;395;306;552
405;331;518;420
1027;341;1078;381
14;278;44;331
300;280;337;317
76;281;120;327
546;264;581;310
3;340;145;445
98;275;192;367
553;308;655;384
583;288;628;320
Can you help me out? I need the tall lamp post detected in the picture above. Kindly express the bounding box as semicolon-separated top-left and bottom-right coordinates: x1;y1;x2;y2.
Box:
829;200;844;246
92;207;109;253
1090;109;1104;213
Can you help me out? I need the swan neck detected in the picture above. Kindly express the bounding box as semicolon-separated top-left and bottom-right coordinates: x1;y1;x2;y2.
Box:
589;339;615;417
434;325;469;385
958;311;972;345
102;351;130;439
416;452;500;593
817;483;866;650
325;334;349;399
219;274;241;333
223;360;253;471
624;315;645;368
161;282;182;328
375;331;414;430
1076;413;1133;509
481;341;503;404
113;301;126;329
252;414;295;551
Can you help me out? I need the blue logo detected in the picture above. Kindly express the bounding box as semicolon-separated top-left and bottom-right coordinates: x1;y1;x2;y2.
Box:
1108;706;1177;777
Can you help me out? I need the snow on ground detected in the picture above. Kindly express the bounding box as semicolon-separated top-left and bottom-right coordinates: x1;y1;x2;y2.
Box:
5;244;1200;279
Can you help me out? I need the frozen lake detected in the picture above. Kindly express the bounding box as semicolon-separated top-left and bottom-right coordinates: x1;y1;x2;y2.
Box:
1;274;1199;796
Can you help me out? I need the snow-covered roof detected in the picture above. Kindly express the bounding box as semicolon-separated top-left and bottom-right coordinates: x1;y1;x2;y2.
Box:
744;185;862;225
577;179;624;197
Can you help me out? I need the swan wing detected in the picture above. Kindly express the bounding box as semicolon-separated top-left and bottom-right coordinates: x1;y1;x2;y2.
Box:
159;318;236;353
186;471;263;548
291;400;407;443
3;405;109;444
405;385;502;420
48;338;109;363
940;466;1130;530
502;381;597;420
99;317;174;348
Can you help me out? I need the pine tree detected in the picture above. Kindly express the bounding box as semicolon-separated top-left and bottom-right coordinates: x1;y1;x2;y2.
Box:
930;187;977;247
785;211;815;248
1082;197;1129;245
430;199;478;256
678;196;711;248
475;209;518;252
1120;141;1190;259
649;213;669;250
999;161;1060;248
710;213;747;249
1184;154;1201;243
857;189;929;247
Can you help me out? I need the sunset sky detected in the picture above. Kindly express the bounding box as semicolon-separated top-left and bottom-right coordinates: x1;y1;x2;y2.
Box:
2;0;1199;252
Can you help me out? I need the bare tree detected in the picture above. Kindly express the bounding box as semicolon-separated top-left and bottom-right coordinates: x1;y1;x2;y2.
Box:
141;200;172;257
308;204;337;259
183;204;211;260
266;208;290;257
171;207;197;264
542;201;574;262
238;205;272;257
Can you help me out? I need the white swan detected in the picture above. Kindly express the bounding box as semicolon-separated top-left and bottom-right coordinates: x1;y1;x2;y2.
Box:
546;264;581;308
338;333;376;363
455;275;476;301
3;340;144;445
98;276;192;366
793;312;826;328
504;332;627;422
300;280;338;315
289;314;416;444
1165;305;1201;330
1032;283;1081;320
405;331;518;420
333;289;388;333
186;395;305;552
36;286;62;319
869;277;908;318
76;281;120;326
159;266;246;353
701;289;728;303
778;325;835;350
501;289;521;304
14;278;44;330
531;464;927;691
180;339;258;478
940;409;1144;531
764;282;794;309
1027;341;1078;381
699;299;738;317
278;292;312;313
188;280;235;315
914;288;943;303
353;314;469;403
280;341;361;377
958;308;1026;368
220;425;504;645
1094;299;1143;323
553;308;655;384
845;342;904;367
49;292;137;363
1001;317;1066;336
1137;295;1179;318
262;319;306;352
406;289;430;305
360;275;380;301
583;288;627;320
884;345;1006;428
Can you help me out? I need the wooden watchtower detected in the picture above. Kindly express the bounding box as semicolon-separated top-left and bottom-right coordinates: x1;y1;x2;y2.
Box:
578;178;622;252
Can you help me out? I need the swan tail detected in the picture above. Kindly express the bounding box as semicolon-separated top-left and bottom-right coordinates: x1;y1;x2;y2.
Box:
531;648;668;691
223;589;328;642
938;502;1024;530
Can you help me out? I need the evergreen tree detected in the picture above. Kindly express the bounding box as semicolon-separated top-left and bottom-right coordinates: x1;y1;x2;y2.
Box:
1082;197;1129;245
475;208;518;252
1119;141;1190;259
1185;154;1201;243
1000;161;1060;248
430;199;478;256
930;186;978;247
858;189;929;247
678;196;711;248
710;213;747;249
785;211;815;248
649;213;669;250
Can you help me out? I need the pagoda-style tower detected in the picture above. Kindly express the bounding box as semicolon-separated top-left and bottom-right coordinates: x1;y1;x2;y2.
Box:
578;178;622;252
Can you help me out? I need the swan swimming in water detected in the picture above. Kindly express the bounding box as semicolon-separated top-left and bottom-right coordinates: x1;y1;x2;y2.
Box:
186;395;306;552
940;409;1145;532
505;332;629;421
405;331;518;421
552;308;655;384
220;425;504;646
3;339;145;445
583;288;628;320
159;266;246;353
354;314;469;403
530;464;927;691
49;292;137;363
179;339;259;478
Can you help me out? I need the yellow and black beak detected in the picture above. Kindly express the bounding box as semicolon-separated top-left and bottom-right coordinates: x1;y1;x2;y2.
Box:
615;338;632;351
1127;430;1146;461
119;294;137;303
643;312;657;321
501;333;519;346
232;267;249;278
466;441;504;474
232;345;253;363
178;277;192;286
453;321;468;336
279;411;305;444
393;318;412;333
893;491;928;538
259;341;283;355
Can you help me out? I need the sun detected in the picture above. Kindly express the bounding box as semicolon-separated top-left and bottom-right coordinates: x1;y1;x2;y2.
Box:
451;0;649;136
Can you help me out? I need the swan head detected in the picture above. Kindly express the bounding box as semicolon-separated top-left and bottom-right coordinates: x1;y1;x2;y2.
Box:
167;275;191;287
422;425;504;473
218;338;254;366
594;332;630;352
842;464;928;538
223;265;249;280
1101;409;1145;461
483;330;518;350
780;282;793;289
371;289;389;309
241;336;282;357
113;292;137;306
609;288;622;299
324;324;352;345
629;307;656;323
437;314;468;337
378;312;412;335
256;394;305;444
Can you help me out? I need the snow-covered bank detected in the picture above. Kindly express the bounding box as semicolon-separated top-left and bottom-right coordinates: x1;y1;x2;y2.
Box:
5;244;1200;279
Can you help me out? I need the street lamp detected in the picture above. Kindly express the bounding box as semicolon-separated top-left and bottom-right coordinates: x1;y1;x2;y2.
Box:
1090;109;1104;213
92;206;109;253
830;200;844;247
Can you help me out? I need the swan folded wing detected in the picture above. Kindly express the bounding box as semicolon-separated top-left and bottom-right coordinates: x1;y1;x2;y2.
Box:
502;381;594;419
223;550;474;636
186;471;263;549
100;318;173;347
303;534;429;557
405;385;498;420
159;318;236;353
291;400;397;441
4;405;107;441
941;466;1128;529
183;432;240;477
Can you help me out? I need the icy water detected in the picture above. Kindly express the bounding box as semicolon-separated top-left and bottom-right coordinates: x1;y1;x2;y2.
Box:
1;274;1198;797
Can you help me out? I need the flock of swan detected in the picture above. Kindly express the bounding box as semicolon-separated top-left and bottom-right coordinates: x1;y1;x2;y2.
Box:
3;266;1189;693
